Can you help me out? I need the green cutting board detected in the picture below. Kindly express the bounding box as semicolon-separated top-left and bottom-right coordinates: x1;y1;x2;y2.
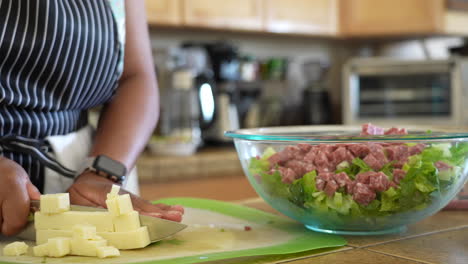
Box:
0;198;346;264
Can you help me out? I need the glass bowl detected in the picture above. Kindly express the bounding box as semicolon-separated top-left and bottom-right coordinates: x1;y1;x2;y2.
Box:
225;125;468;235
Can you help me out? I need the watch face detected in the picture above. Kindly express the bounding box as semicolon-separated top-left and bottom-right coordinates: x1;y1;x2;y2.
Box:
94;155;127;178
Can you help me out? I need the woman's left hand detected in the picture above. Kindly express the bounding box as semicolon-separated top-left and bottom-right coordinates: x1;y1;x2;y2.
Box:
67;171;184;222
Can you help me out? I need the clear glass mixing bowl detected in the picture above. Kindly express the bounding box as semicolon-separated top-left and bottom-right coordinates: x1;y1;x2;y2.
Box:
225;126;468;235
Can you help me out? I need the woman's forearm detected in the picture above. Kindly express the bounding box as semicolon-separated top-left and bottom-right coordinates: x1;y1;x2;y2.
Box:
89;75;158;170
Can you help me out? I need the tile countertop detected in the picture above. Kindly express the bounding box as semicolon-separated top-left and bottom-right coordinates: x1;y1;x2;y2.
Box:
224;198;468;264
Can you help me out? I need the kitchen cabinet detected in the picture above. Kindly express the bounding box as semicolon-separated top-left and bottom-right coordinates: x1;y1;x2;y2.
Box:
145;0;182;26
340;0;445;36
182;0;263;31
264;0;338;35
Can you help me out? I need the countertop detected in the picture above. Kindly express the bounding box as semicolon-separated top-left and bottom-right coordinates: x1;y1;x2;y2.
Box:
230;198;468;264
140;176;468;264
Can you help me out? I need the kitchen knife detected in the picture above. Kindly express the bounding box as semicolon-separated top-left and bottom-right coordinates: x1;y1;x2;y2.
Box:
16;200;187;243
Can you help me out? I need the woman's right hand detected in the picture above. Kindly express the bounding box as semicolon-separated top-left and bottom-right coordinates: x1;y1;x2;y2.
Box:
0;157;41;236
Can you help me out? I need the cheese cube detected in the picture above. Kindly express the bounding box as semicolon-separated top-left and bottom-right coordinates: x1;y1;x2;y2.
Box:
97;246;120;258
114;211;141;232
40;193;70;214
47;237;71;257
70;237;107;257
3;241;29;256
35;211;114;232
33;244;49;257
106;194;133;216
107;185;120;199
72;224;97;240
98;226;150;249
37;230;72;245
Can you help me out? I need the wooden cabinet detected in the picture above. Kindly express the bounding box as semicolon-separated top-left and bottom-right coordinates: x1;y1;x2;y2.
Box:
340;0;445;36
264;0;338;35
182;0;263;31
145;0;182;26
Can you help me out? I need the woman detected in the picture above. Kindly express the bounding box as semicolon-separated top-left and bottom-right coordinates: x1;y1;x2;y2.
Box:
0;0;183;236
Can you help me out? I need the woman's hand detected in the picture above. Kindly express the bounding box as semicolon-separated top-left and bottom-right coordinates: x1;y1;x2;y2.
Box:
0;157;41;236
68;171;184;222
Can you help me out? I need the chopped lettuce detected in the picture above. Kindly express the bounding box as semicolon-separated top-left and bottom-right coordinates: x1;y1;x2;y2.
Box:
248;140;468;220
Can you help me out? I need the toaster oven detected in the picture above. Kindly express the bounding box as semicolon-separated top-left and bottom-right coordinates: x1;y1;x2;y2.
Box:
343;58;468;127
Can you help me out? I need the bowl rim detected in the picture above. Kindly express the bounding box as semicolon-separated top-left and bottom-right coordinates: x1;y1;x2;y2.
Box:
224;125;468;142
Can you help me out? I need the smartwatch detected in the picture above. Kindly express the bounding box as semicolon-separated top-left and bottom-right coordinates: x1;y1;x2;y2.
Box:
79;155;127;184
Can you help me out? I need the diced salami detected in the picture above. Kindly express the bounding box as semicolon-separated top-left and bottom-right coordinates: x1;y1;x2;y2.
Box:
314;151;330;172
369;172;391;192
363;154;383;171
435;161;452;171
348;144;370;158
352;183;376;205
297;143;312;153
385;127;408;135
393;169;407;184
356;171;374;184
334;172;352;188
316;178;326;191
361;123;385;136
303;149;317;163
284;160;315;176
409;144;426;155
324;179;339;197
279;167;297;184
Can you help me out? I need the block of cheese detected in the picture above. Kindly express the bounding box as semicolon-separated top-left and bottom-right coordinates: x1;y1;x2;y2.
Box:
98;226;151;249
35;211;114;232
3;241;29;256
33;244;49;257
72;224;97;240
47;237;71;257
106;194;133;216
114;211;141;232
40;193;70;214
107;185;120;199
97;246;120;259
70;237;107;257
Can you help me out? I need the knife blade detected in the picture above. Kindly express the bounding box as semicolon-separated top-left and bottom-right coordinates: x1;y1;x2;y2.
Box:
17;200;187;243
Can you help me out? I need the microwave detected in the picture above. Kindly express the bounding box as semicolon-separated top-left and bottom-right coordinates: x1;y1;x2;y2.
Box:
343;58;468;127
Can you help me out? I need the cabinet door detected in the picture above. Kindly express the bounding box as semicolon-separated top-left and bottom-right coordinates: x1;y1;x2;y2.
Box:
265;0;338;35
145;0;182;25
340;0;445;36
183;0;263;31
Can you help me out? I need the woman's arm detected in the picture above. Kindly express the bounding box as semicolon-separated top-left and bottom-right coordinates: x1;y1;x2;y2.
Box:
68;0;183;221
90;0;158;169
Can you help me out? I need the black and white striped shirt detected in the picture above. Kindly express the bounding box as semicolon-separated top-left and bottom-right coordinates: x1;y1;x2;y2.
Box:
0;0;123;190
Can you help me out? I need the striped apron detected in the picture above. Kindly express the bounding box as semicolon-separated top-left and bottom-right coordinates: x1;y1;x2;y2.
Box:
0;0;125;191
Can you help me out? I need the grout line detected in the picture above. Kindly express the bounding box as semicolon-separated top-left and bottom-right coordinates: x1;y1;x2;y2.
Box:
276;247;355;263
365;248;436;264
351;224;468;249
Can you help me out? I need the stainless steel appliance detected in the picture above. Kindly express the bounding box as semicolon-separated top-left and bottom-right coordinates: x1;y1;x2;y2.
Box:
343;57;468;126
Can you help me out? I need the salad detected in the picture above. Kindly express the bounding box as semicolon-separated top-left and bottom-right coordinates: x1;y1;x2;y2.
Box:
248;124;468;220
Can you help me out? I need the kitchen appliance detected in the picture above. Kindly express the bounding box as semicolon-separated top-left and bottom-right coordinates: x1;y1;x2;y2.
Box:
302;60;332;125
180;41;240;144
343;57;468;126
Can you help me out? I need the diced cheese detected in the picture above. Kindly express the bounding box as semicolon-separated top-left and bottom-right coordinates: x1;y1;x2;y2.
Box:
107;185;120;199
37;230;72;245
47;237;71;257
3;241;29;256
97;246;120;258
106;194;133;216
70;237;107;257
33;244;49;257
114;211;141;232
72;224;97;240
35;211;114;232
98;226;151;249
106;197;120;217
40;193;70;214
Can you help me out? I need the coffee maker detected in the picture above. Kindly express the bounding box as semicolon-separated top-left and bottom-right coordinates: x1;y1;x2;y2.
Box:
180;41;240;145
